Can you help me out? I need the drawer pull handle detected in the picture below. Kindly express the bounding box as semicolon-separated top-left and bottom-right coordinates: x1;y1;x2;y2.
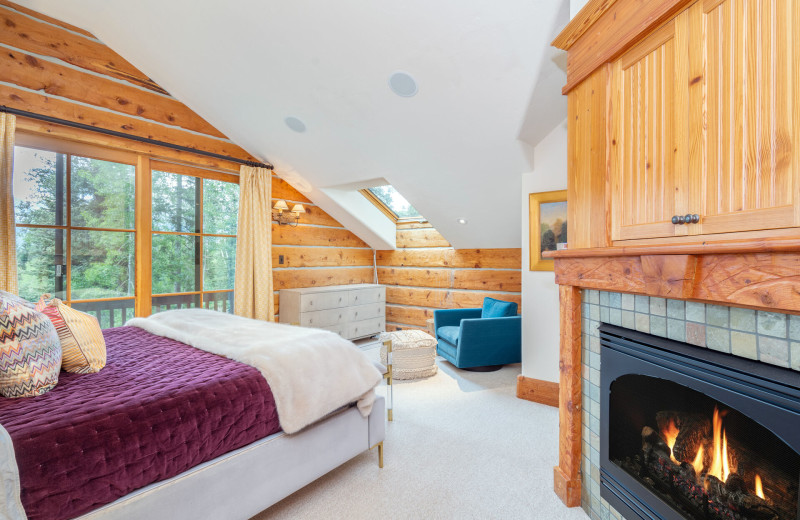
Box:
671;215;685;225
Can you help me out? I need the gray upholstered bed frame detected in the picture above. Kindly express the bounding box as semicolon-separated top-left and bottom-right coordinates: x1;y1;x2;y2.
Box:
77;396;386;520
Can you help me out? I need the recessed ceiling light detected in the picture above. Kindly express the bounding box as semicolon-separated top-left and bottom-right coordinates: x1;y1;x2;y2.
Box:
388;71;418;97
457;218;467;225
284;116;306;133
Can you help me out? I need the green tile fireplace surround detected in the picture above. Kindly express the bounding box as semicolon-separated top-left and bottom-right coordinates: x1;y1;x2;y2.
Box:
578;290;800;520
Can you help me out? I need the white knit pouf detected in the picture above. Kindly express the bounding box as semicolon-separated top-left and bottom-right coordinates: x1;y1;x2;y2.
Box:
379;330;438;380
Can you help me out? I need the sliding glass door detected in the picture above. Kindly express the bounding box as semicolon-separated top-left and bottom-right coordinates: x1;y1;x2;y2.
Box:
14;144;136;327
150;166;239;314
13;135;240;327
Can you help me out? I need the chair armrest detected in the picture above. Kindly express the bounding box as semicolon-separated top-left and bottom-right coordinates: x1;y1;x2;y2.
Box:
433;308;482;329
456;316;522;367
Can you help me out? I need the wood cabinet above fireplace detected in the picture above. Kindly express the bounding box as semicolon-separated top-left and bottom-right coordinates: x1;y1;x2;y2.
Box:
551;0;800;511
559;0;800;249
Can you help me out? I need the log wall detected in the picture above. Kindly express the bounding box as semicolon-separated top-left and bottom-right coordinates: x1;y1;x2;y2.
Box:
271;178;374;318
0;1;374;318
376;222;521;331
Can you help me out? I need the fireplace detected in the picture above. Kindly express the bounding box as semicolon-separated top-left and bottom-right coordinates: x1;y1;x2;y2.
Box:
599;323;800;520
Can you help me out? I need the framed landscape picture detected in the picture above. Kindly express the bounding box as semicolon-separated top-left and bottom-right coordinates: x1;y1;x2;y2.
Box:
529;190;567;271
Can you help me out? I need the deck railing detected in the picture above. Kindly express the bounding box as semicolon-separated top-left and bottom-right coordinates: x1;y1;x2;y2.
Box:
72;291;234;329
72;300;136;329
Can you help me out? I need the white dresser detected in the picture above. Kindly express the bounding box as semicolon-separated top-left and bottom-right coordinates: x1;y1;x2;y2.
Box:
279;284;386;340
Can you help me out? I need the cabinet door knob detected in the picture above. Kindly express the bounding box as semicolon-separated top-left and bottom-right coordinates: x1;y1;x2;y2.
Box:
671;215;685;225
687;214;700;224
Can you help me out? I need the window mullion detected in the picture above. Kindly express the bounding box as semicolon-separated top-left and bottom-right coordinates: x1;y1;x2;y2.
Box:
134;155;152;317
197;179;204;305
64;153;71;303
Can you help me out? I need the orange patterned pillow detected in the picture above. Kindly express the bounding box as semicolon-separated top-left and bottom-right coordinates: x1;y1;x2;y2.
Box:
0;291;61;398
36;295;106;373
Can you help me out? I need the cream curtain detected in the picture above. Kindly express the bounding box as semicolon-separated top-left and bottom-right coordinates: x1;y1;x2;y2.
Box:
234;165;274;321
0;114;17;294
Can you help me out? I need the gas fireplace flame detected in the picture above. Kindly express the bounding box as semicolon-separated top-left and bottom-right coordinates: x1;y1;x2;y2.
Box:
707;406;736;482
662;418;681;464
692;445;704;476
755;474;764;500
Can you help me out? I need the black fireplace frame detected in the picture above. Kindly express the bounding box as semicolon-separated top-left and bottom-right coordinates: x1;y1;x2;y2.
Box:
598;323;800;520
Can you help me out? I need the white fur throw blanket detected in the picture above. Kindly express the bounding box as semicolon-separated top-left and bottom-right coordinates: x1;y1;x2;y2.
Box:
126;309;382;434
0;424;25;520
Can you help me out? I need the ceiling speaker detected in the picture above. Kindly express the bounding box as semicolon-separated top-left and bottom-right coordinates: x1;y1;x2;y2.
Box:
388;71;418;97
284;116;307;133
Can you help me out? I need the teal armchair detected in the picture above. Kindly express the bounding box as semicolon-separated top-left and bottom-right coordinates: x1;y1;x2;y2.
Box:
433;298;521;370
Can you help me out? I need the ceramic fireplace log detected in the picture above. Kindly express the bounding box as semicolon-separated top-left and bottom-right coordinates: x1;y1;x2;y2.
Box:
655;410;711;465
641;426;671;460
636;424;791;520
634;448;782;520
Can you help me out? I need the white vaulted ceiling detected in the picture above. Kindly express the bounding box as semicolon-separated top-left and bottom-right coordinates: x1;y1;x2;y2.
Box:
18;0;569;249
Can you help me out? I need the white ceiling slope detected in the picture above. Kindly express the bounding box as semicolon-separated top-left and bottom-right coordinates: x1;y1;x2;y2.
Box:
20;0;568;250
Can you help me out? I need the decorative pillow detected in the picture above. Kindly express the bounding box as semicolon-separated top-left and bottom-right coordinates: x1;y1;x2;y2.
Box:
481;297;518;318
0;291;61;398
36;295;106;374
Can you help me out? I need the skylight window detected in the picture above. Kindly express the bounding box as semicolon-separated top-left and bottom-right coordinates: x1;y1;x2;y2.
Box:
363;185;423;221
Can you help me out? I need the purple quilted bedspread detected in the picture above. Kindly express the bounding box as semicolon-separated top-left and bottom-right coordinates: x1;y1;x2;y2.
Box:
0;326;281;520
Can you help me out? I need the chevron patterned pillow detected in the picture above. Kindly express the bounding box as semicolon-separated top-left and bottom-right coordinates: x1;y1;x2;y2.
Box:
0;291;61;398
36;295;106;373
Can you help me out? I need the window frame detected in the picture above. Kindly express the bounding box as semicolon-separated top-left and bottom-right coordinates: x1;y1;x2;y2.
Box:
148;160;239;315
12;132;241;324
14;132;138;313
359;187;426;224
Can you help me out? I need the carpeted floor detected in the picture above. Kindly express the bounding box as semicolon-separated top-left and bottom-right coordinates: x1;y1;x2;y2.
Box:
252;346;589;520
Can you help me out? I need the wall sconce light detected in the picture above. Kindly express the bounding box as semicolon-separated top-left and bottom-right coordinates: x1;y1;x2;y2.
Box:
272;199;305;226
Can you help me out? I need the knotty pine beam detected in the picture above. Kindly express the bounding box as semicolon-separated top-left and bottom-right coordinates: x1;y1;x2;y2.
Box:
1;86;254;160
554;285;582;507
0;47;226;137
0;5;167;93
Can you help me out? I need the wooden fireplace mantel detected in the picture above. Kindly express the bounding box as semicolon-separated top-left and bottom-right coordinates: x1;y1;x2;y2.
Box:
549;246;800;507
549;247;800;314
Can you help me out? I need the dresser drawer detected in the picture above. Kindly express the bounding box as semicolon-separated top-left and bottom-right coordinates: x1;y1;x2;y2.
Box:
348;286;386;306
299;308;347;328
320;324;345;336
347;303;385;322
300;291;348;312
346;317;385;339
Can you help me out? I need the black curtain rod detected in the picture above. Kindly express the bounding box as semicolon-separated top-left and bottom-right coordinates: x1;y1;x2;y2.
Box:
0;105;273;170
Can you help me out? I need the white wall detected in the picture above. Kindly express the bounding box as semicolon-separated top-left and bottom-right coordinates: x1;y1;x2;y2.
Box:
570;0;591;18
521;119;568;382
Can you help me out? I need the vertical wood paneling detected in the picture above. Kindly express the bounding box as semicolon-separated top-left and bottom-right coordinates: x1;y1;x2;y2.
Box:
687;1;704;223
700;0;797;234
568;68;608;249
611;19;684;240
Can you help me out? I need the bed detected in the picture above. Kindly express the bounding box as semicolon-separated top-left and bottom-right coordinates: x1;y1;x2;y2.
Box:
0;310;386;520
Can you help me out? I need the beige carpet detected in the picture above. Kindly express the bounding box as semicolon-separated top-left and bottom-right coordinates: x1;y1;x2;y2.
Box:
252;349;589;520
